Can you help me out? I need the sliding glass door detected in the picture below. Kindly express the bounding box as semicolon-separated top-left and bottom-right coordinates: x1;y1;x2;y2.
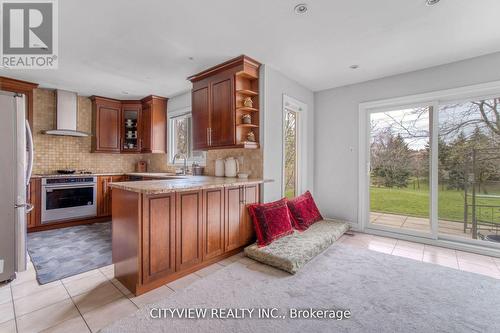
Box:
438;97;500;244
362;91;500;250
368;106;433;237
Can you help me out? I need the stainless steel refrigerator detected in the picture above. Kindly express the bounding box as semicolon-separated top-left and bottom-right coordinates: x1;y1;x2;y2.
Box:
0;91;34;283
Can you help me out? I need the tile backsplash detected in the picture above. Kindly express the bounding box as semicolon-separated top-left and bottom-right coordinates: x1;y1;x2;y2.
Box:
205;148;263;178
32;88;263;177
33;88;157;174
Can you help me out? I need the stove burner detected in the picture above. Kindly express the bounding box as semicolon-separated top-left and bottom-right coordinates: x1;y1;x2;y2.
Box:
55;169;92;175
57;169;75;174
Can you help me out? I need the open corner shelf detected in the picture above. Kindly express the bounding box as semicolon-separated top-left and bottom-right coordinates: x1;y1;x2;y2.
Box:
236;107;258;112
237;123;259;128
236;71;258;80
236;89;258;96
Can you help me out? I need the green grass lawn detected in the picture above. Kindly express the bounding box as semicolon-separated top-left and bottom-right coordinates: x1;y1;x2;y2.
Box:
370;185;500;223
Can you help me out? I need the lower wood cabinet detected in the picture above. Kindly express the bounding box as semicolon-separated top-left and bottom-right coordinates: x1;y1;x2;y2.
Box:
240;184;259;245
142;193;176;284
202;188;225;260
113;183;260;295
97;175;125;217
225;184;259;251
176;190;203;271
27;178;41;229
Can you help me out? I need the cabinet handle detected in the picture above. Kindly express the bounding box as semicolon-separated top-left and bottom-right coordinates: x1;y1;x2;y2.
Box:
210;128;212;146
240;186;246;204
206;128;210;146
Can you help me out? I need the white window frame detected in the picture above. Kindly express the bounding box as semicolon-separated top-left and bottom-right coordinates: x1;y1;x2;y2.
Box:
282;94;307;197
168;107;205;166
358;80;500;256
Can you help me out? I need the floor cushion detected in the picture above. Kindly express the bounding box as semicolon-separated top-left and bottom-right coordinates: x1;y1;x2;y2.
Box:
244;219;349;274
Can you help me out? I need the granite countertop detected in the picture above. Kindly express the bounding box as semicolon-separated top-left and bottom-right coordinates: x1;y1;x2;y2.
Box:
109;176;270;195
31;172;126;178
32;172;181;179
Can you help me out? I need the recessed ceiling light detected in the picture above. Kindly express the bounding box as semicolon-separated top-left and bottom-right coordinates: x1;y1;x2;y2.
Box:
349;65;359;70
294;3;308;14
188;57;194;61
426;0;441;6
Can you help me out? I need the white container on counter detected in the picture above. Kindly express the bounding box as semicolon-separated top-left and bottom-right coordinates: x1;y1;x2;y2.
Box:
224;157;239;178
215;158;225;177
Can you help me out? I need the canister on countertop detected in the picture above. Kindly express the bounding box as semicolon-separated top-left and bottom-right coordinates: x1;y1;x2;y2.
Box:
192;162;204;176
136;160;147;172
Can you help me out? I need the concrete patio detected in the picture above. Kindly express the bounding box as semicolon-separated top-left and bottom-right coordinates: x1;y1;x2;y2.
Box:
369;212;497;239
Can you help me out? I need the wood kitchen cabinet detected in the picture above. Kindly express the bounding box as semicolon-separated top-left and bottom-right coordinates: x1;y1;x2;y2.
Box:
97;175;125;217
91;97;122;153
189;55;261;150
91;95;167;154
225;184;259;251
141;95;167;154
175;190;203;271
202;188;225;260
26;178;41;229
112;182;261;296
192;86;210;150
121;102;142;153
142;193;176;284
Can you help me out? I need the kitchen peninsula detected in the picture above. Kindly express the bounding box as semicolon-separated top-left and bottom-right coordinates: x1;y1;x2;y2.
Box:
110;176;267;295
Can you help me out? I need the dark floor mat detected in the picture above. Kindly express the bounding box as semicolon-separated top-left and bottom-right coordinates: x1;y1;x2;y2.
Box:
27;222;111;284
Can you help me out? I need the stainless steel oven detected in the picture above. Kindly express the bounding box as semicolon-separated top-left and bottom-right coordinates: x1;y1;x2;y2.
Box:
41;176;97;223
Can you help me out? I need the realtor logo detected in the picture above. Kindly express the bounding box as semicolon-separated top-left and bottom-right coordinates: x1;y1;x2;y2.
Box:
1;0;58;69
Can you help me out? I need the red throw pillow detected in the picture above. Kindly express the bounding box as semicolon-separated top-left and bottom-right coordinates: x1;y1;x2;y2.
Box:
287;191;323;231
247;198;294;247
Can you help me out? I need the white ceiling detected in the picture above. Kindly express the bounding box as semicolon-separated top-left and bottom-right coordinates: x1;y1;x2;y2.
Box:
2;0;500;99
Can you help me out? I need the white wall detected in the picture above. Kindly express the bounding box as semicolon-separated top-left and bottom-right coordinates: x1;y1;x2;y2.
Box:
314;52;500;224
168;90;191;112
262;65;315;202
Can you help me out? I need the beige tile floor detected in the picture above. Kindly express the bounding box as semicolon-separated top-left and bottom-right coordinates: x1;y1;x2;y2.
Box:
0;253;245;333
339;232;500;279
1;238;499;332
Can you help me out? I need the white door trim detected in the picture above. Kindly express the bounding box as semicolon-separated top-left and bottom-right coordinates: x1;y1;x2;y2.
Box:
282;94;307;196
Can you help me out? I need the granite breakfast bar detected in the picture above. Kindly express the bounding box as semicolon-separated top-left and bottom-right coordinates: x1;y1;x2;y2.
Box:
109;176;267;295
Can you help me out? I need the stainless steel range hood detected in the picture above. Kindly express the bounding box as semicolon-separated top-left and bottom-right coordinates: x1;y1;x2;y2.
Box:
43;90;90;137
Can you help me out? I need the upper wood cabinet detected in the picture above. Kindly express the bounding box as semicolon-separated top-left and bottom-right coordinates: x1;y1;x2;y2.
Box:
0;76;38;127
91;95;167;154
192;86;210;150
91;97;122;153
189;55;261;150
121;102;142;153
141;96;167;154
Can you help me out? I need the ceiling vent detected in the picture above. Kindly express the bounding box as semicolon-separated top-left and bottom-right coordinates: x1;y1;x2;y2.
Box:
426;0;441;6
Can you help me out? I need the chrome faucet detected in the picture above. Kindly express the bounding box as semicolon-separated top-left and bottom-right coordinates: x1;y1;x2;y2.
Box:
172;153;188;175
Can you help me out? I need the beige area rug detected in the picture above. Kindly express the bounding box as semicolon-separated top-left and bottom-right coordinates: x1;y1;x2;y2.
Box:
103;243;500;332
